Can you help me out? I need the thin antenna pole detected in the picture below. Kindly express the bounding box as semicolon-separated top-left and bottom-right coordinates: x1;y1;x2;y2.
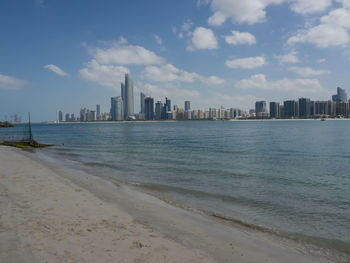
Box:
28;112;33;141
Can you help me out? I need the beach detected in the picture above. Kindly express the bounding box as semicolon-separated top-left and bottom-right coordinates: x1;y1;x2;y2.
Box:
0;146;340;262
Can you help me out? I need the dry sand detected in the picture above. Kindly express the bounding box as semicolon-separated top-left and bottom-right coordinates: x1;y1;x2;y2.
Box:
0;146;337;262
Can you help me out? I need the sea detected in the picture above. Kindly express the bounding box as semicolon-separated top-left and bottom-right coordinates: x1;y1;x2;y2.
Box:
2;120;350;257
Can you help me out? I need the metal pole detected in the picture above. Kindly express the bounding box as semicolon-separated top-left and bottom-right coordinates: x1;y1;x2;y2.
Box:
28;112;33;141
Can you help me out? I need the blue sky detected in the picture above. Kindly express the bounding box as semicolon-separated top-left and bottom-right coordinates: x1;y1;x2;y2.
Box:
1;0;350;121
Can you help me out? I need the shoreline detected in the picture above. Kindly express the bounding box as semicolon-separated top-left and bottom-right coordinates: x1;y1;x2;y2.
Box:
1;146;348;262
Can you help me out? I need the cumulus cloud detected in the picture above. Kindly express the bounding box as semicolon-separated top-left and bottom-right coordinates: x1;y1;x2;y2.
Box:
80;60;130;89
142;64;225;85
234;74;328;95
92;42;165;65
226;56;266;69
289;0;332;15
0;74;26;90
44;64;70;76
288;6;350;48
288;66;330;77
208;0;285;26
288;24;350;48
274;51;299;63
188;27;218;50
225;31;256;46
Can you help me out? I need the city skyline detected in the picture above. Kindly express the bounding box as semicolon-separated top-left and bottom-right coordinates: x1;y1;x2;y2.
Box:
58;85;350;122
2;1;350;121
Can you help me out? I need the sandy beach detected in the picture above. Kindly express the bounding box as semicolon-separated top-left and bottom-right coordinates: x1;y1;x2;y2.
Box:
0;146;339;262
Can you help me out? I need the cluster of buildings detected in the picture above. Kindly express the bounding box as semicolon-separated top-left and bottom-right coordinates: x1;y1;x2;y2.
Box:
254;87;349;119
57;74;349;122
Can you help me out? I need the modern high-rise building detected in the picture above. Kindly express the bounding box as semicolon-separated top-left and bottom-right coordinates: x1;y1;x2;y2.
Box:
140;92;145;114
155;101;163;120
255;101;267;117
269;102;280;118
184;101;191;111
124;74;134;120
96;104;101;120
298;98;311;117
58;110;63;122
332;87;347;102
144;97;154;120
110;97;117;121
284;100;298;118
111;96;123;121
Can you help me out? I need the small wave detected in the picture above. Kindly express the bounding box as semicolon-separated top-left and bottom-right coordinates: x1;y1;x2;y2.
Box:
83;161;125;171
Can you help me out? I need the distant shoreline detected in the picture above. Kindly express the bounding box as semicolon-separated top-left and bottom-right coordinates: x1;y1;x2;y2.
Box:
31;117;350;124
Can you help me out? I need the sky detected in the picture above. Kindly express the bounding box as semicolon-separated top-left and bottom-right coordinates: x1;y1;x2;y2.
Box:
1;0;350;122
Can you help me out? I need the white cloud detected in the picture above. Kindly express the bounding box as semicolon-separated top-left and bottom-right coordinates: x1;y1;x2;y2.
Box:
225;31;256;46
288;7;350;48
288;66;330;77
142;64;225;85
289;0;332;15
274;51;299;63
234;74;328;95
208;0;285;26
92;42;165;65
44;64;70;77
320;8;350;28
0;74;26;90
288;24;350;47
226;56;266;69
80;60;130;89
188;27;218;50
154;34;163;45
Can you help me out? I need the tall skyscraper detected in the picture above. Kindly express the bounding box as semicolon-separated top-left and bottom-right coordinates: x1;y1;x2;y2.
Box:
58;110;63;122
184;101;191;111
255;101;266;116
269;102;280;118
111;97;118;121
144;97;154;120
124;74;134;119
111;96;124;121
96;104;101;120
121;82;125;120
298;98;311;117
155;101;163;120
284;100;298;118
116;96;123;120
140;92;145;114
332;87;347;102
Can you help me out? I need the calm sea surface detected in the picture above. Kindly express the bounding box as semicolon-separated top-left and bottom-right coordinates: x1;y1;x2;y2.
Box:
2;120;350;254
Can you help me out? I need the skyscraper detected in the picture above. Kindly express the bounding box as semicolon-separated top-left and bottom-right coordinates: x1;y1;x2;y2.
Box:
284;100;298;118
111;97;118;121
184;101;191;111
155;101;163;120
298;98;311;117
255;101;266;117
144;97;154;120
96;104;101;120
58;110;63;122
140;92;145;114
332;87;347;102
269;102;280;118
121;82;125;120
111;96;123;121
124;74;134;119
